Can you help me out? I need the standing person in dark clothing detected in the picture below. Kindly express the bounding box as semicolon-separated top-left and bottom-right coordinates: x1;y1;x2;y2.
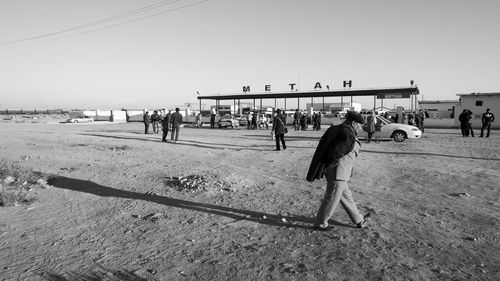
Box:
418;109;426;132
306;111;368;230
143;111;151;134
312;113;317;131
210;113;216;129
414;111;421;129
251;113;258;130
151;110;160;134
161;110;171;142
272;109;287;151
407;112;415;126
300;114;307;131
366;111;376;143
170;108;183;143
316;113;322;130
293;109;301;131
459;109;469;137
480;108;495;137
467;110;475;137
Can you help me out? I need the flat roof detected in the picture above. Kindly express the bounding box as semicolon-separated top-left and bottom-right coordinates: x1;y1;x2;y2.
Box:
456;92;500;97
419;100;459;104
197;87;419;100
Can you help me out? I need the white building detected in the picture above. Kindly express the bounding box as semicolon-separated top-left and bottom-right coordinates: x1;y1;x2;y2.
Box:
455;92;500;129
419;100;458;119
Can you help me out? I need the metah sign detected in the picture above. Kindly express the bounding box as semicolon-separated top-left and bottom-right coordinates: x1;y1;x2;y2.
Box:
376;92;412;99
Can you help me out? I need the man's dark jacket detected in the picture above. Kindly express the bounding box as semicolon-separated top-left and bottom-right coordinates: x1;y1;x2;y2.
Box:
143;113;150;124
162;113;171;129
171;112;183;126
306;123;356;182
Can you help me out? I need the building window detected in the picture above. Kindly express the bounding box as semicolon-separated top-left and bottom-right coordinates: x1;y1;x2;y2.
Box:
475;100;483;106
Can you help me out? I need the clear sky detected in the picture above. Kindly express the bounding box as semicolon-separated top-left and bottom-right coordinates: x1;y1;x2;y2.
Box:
1;0;499;110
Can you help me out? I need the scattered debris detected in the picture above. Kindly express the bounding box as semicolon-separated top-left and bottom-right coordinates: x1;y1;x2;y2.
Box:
59;167;75;173
3;176;15;185
37;179;52;189
141;213;164;223
164;174;232;193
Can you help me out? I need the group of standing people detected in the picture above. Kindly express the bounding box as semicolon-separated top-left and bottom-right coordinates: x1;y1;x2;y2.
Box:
293;109;321;131
406;109;426;132
459;108;495;137
245;113;270;130
143;108;183;143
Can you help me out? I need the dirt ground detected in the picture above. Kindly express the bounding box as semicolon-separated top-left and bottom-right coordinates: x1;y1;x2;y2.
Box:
0;118;499;281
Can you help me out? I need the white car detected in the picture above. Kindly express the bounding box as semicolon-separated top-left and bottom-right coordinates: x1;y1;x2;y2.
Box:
358;115;421;142
66;116;94;123
218;115;239;128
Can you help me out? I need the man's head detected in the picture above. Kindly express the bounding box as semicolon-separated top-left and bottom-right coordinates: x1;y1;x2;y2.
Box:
345;111;364;124
175;108;180;112
276;109;281;114
487;108;491;112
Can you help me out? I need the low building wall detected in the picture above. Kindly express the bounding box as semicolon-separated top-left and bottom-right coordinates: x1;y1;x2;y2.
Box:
424;118;456;128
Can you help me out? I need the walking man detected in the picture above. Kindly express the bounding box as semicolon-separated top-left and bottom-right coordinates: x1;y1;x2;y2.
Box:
306;111;369;230
170;108;183;143
272;109;287;151
480;108;495;137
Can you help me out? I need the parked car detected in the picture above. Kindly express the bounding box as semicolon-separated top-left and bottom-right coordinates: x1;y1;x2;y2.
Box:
218;115;239;128
66;116;94;123
358;115;421;142
238;116;248;127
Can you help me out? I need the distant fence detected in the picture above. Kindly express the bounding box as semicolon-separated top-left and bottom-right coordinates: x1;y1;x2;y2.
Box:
0;109;70;114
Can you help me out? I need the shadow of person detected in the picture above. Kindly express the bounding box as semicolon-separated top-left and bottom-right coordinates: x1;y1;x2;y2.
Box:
47;176;354;230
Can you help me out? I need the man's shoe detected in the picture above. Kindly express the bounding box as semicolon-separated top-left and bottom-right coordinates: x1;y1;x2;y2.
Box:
356;220;367;228
313;225;332;231
356;213;371;229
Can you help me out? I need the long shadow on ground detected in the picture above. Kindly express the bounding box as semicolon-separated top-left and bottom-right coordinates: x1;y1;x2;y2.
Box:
47;176;354;230
80;133;315;151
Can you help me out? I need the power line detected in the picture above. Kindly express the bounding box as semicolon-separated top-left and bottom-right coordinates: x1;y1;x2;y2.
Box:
1;0;181;45
1;0;208;49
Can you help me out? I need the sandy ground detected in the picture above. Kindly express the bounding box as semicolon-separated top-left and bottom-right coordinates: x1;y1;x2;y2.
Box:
0;119;499;281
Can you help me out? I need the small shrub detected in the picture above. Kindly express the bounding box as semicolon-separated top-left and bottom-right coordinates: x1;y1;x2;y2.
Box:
0;189;34;207
0;159;42;185
0;159;46;207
